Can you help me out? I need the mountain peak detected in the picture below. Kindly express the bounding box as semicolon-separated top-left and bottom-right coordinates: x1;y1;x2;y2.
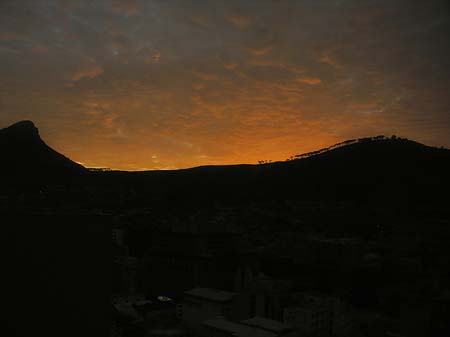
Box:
2;120;40;139
0;120;87;183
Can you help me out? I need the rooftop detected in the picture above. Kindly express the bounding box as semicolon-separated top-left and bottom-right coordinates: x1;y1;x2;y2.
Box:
203;318;277;337
240;316;293;333
283;295;327;310
184;287;235;302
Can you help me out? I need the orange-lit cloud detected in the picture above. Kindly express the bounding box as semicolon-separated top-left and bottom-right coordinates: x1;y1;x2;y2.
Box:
227;14;252;29
0;33;25;41
319;53;341;69
244;45;273;56
152;52;161;62
294;76;322;85
223;62;238;70
71;65;104;81
193;71;219;81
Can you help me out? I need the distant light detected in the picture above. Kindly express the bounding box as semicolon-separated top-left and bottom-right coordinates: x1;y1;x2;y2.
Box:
157;296;172;302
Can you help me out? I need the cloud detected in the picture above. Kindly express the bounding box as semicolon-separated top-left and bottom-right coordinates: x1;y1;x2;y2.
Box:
31;45;49;54
111;0;139;17
193;83;204;91
295;76;322;85
81;100;127;141
227;14;252;29
346;99;389;115
71;65;104;81
224;62;238;70
0;33;25;42
319;52;341;69
82;100;111;110
193;71;219;81
244;45;273;56
189;15;211;28
62;1;80;14
144;50;162;64
152;52;161;62
0;45;20;54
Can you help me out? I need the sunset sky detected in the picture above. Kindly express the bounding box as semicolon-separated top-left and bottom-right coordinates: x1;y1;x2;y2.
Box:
1;0;449;170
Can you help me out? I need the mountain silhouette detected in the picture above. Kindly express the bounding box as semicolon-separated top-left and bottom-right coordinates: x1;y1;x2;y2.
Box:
2;120;450;206
90;135;450;207
0;120;87;184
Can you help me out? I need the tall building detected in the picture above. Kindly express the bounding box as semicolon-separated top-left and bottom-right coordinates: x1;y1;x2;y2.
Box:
283;295;332;337
139;223;254;298
182;287;236;332
112;228;124;247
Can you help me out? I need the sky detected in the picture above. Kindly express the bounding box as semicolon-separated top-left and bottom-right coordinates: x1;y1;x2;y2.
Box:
1;0;449;170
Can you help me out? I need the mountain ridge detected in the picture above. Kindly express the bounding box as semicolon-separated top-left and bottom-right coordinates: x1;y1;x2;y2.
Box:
0;120;87;184
1;120;450;207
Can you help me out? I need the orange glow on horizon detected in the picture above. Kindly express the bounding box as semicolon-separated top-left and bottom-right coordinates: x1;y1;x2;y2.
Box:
1;1;449;170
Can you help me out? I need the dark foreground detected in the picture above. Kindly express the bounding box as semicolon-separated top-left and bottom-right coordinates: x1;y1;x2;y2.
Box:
2;122;450;337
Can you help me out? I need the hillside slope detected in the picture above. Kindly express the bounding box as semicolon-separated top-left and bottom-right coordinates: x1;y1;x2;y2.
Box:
91;137;450;206
0;121;87;184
